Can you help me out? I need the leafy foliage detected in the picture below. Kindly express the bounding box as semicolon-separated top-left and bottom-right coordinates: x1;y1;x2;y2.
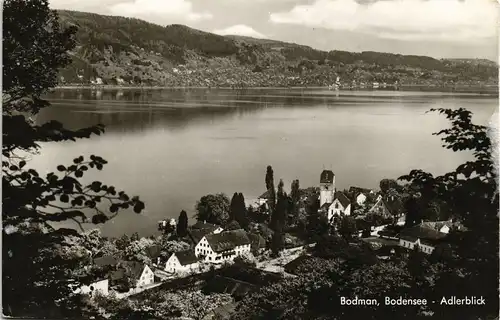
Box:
2;1;145;317
235;107;499;319
195;193;230;225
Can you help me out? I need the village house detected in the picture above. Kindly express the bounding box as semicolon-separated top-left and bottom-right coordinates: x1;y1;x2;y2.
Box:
419;220;466;234
187;222;224;246
398;225;447;254
74;255;117;296
192;221;224;234
75;279;109;296
367;197;394;219
110;261;155;292
195;229;251;263
256;190;272;207
248;232;267;255
145;245;163;267
164;250;200;274
349;186;375;206
317;170;352;224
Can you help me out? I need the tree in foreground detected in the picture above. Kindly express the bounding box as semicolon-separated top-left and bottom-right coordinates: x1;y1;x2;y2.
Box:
235;108;499;319
2;0;145;317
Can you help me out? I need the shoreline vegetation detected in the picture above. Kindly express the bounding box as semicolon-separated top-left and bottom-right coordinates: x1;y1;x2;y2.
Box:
55;84;498;94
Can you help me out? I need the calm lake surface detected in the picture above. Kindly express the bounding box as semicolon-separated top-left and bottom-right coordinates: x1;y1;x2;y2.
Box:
32;88;497;237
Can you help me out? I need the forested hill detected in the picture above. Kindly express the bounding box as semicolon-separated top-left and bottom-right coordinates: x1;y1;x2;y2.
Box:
56;10;498;87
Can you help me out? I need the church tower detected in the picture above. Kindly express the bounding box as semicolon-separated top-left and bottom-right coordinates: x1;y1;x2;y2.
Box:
319;170;335;206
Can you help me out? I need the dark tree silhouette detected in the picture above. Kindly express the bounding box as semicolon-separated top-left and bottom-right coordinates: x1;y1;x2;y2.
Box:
177;210;188;237
229;192;238;222
400;108;499;319
270;179;288;255
265;165;276;212
195;193;230;225
265;165;274;191
289;179;300;224
2;0;145;317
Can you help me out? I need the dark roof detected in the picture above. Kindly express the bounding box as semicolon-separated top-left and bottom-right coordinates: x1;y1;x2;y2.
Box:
320;170;335;183
258;189;272;199
191;221;220;231
400;225;447;245
211;302;237;320
248;233;266;250
111;261;148;281
125;261;147;280
94;255;118;267
384;197;403;215
189;228;215;245
145;245;162;260
319;202;332;211
334;191;351;207
110;269;125;281
205;276;258;300
349;186;373;195
175;250;198;266
205;229;251;253
368;199;391;217
283;255;314;274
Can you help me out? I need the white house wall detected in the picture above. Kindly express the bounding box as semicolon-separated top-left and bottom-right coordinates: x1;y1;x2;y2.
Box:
356;194;367;206
399;239;435;254
137;265;154;288
77;279;109;296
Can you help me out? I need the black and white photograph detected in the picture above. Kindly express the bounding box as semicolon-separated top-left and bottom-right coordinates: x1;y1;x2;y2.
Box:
2;0;499;319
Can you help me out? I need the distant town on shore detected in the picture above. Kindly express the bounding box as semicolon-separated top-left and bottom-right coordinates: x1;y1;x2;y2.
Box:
57;10;498;90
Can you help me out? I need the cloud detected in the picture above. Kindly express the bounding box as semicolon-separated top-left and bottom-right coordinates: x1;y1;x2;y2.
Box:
109;0;213;22
213;24;267;38
269;0;498;42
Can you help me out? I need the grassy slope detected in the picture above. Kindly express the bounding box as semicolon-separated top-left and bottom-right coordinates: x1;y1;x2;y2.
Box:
56;10;498;86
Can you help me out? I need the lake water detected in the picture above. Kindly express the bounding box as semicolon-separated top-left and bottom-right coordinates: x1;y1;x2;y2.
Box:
32;88;497;238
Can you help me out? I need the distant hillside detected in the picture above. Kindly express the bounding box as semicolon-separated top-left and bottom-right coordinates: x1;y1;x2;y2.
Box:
56;10;498;88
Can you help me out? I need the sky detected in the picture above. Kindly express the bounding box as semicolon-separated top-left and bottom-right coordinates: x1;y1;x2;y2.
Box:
50;0;499;60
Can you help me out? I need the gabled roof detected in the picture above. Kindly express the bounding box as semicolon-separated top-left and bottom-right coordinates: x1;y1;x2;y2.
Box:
320;170;335;183
145;245;162;260
94;255;118;267
319;202;332;211
191;221;220;231
349;186;373;195
126;261;148;280
258;189;272;199
110;261;148;281
248;233;266;250
368;198;391;216
399;225;447;245
283;255;314;274
333;191;351;208
189;228;215;245
205;229;251;253
384;197;403;215
174;250;198;266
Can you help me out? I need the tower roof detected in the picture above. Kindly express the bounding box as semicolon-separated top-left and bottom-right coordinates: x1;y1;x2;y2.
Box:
320;170;335;183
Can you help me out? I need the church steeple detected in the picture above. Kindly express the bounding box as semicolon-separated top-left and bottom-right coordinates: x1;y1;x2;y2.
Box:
319;170;335;206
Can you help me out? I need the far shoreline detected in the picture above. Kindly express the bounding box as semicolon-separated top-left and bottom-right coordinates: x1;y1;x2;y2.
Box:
54;84;498;95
